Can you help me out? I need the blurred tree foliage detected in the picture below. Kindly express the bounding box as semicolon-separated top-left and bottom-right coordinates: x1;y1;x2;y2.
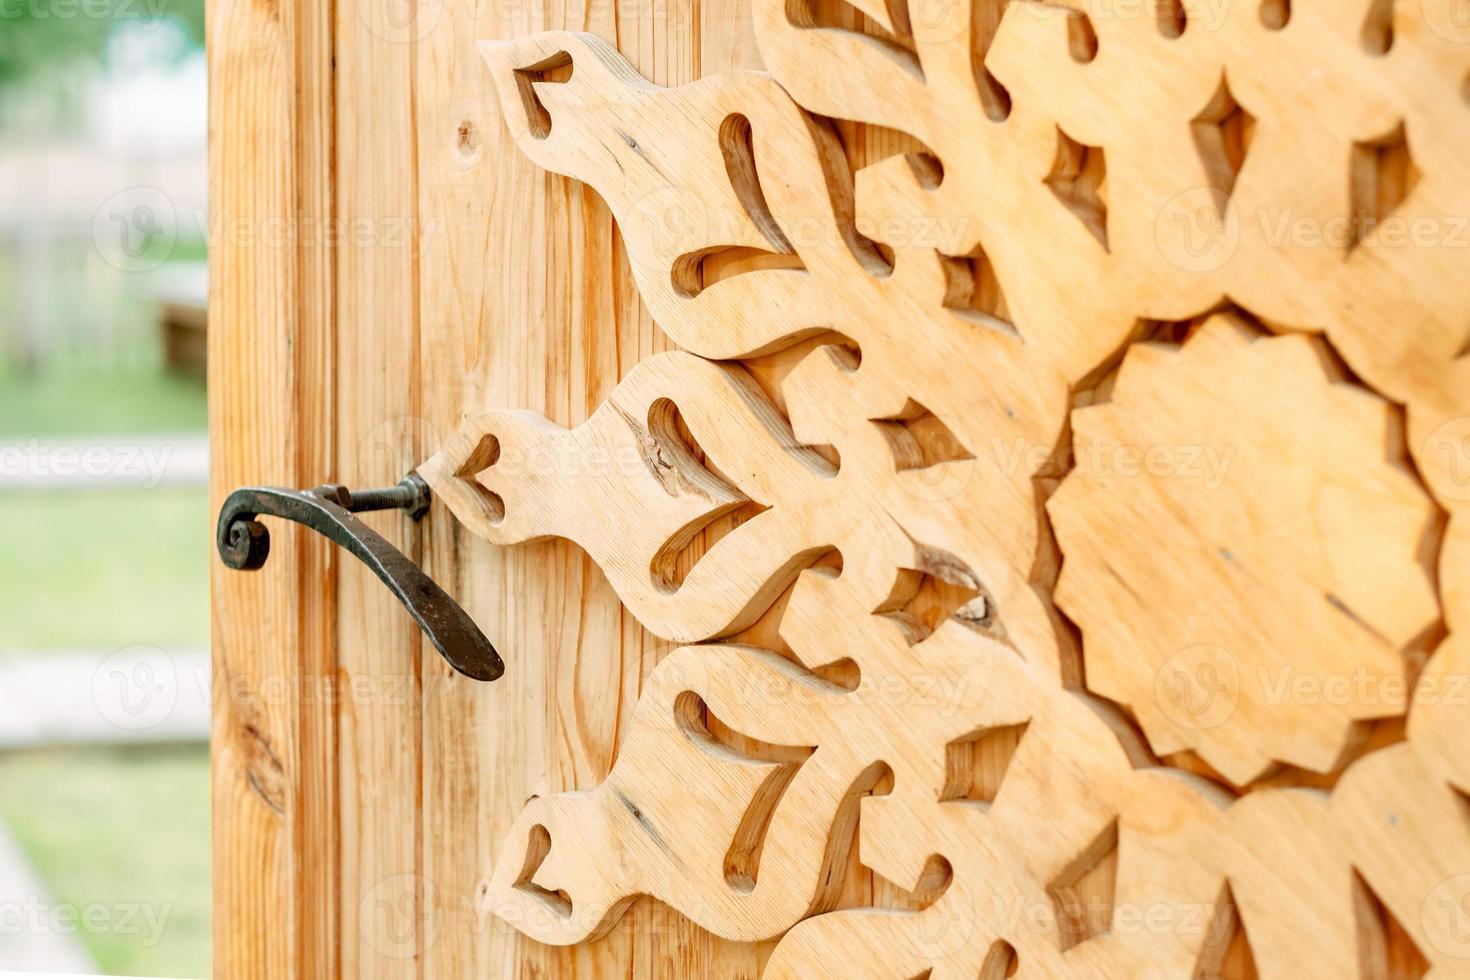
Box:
0;0;203;85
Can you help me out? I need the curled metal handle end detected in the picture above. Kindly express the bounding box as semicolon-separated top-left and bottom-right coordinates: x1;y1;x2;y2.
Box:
216;474;503;683
220;514;271;571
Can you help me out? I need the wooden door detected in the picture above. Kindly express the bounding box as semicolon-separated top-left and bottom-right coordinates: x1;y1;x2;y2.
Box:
210;0;1470;975
210;0;779;974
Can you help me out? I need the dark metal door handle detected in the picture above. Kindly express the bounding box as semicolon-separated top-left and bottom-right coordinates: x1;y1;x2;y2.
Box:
216;474;504;682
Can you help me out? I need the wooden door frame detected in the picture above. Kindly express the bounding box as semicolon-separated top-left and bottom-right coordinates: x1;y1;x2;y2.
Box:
208;0;339;973
207;0;761;972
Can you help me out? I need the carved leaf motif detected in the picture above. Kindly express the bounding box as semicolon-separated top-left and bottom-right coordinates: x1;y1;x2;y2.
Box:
484;642;885;944
452;29;1075;654
426;0;1470;974
422;351;850;641
479;30;874;361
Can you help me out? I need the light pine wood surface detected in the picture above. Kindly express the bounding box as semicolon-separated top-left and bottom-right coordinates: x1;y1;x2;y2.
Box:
214;0;786;975
208;0;338;972
213;0;1470;975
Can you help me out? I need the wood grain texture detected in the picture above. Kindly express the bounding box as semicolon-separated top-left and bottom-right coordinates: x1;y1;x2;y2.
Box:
216;0;1470;974
213;0;784;973
332;0;429;975
1050;315;1441;785
419;1;1470;976
404;0;775;977
208;0;337;972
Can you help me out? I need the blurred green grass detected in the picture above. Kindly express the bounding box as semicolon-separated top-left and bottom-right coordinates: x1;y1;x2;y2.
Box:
0;487;210;651
0;368;206;437
0;745;210;978
0;362;212;979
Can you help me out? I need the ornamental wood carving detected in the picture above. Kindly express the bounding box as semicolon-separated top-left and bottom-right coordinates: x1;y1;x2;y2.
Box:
417;2;1470;975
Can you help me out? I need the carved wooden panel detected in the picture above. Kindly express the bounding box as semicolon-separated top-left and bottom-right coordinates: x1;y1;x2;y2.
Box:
416;3;1470;975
